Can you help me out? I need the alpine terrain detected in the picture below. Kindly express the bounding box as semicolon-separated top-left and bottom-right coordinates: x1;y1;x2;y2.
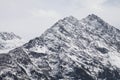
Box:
0;14;120;80
0;32;24;53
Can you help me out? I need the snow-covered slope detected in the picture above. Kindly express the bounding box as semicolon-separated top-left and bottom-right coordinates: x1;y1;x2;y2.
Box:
0;32;24;53
1;14;120;80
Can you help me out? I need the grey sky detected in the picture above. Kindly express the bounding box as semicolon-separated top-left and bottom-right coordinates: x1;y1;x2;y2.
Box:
0;0;120;40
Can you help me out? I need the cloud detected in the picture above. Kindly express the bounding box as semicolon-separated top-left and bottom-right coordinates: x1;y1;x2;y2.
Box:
70;0;107;8
31;9;61;19
104;0;120;7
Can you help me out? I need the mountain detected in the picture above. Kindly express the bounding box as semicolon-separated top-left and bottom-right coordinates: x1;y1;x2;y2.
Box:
0;32;24;53
1;14;120;80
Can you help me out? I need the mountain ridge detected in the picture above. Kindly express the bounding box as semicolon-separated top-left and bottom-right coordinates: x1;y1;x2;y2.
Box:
1;14;120;80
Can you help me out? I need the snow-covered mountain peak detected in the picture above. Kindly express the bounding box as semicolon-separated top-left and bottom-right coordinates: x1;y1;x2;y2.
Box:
63;16;79;24
0;32;24;53
86;14;102;21
63;16;77;21
82;14;107;26
1;15;120;80
0;32;21;41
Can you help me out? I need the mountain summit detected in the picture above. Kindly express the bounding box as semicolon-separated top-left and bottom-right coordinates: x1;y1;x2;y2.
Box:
0;32;24;53
1;14;120;80
87;14;101;20
0;32;21;40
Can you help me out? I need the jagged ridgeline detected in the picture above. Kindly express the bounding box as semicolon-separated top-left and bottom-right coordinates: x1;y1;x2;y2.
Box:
1;14;120;80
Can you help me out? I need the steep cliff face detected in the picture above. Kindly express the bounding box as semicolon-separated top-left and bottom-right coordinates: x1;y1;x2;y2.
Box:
0;32;24;53
1;14;120;80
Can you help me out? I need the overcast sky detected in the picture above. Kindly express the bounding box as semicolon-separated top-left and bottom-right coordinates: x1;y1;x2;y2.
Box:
0;0;120;40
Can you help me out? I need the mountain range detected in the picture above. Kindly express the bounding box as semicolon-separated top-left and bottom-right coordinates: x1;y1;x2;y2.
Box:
0;14;120;80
